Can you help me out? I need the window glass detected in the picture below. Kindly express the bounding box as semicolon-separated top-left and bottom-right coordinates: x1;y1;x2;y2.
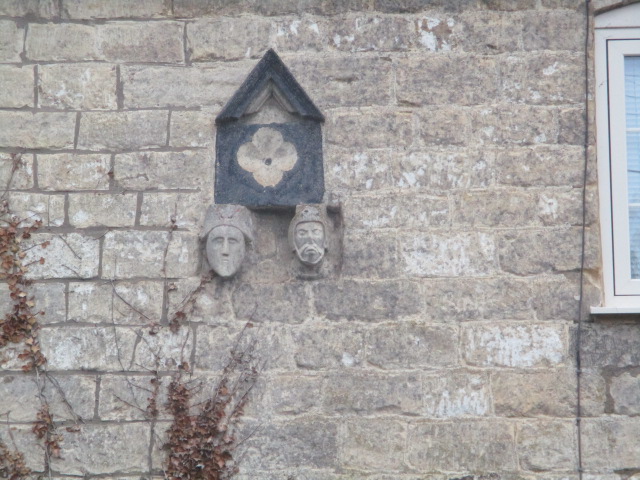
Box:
626;57;640;278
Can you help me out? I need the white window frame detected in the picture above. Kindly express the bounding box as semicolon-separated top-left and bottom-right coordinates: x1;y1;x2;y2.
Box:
593;2;640;312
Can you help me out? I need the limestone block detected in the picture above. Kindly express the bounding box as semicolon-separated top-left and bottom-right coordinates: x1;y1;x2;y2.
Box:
68;281;164;324
40;326;137;370
366;324;458;369
102;231;198;279
0;112;76;149
78;111;168;151
558;107;586;145
98;374;170;420
0;66;34;108
522;10;585;51
581;324;640;368
581;418;640;471
340;419;406;471
49;423;150;475
27;22;184;62
453;11;524;54
114;151;209;190
266;374;322;415
63;0;170;19
324;148;394;192
167;278;235;324
324;372;421;414
396;55;499;106
0;424;43;471
328;16;414;53
0;20;23;62
19;282;66;324
272;18;328;53
134;327;194;370
462;323;567;368
341;232;399;278
5;192;65;227
123;64;251;108
484;0;537;9
474;105;557;145
452;190;539;228
243;419;337;470
0;373;95;422
170;110;215;147
23;233;100;280
291;326;364;369
495;146;585;187
492;369;576;417
232;283;309;324
517;421;576;471
37;153;110;191
188;18;272;61
0;0;58;17
400;232;497;277
313;280;423;320
38;64;117;110
581;368;607;416
0;153;33;190
406;421;516;471
610;371;640;415
417;107;472;146
413;16;456;52
423;371;491;418
68;193;137;228
326;111;413;149
140;192;207;228
175;0;368;16
345;194;448;230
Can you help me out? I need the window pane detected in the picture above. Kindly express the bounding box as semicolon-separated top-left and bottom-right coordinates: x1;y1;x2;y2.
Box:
631;207;640;278
627;56;640;278
626;56;640;128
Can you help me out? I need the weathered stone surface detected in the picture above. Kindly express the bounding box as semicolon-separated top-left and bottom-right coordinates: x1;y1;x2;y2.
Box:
581;368;607;417
610;371;640;415
324;372;422;414
176;0;369;16
69;193;137;228
495;146;585;187
140;192;207;228
366;324;458;369
517;421;576;471
325;148;394;192
0;424;43;471
0;112;76;149
49;423;150;475
38;153;111;191
345;194;448;230
38;64;117;110
396;55;499;106
327;16;415;53
232;283;309;324
462;323;567;368
493;369;576;417
582;324;640;368
313;280;423;320
407;421;516;471
27;22;184;62
0;66;33;108
167;278;235;324
417;107;472;146
68;281;164;324
102;231;198;279
582;418;640;471
341;419;406;471
17;282;66;324
0;0;58;17
63;0;170;19
326;111;413;148
170;110;216;147
522;10;585;51
114;151;209;190
78;111;168;151
400;232;497;277
267;374;322;415
473;105;557;145
134;327;193;370
188;18;272;61
341;232;399;278
6;192;65;227
40;326;136;370
453;11;524;54
292;326;364;369
0;20;23;62
423;371;491;418
0;153;33;190
558;106;586;145
23;233;100;279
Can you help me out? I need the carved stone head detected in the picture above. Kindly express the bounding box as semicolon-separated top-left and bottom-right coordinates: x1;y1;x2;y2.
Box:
201;205;254;278
288;205;327;266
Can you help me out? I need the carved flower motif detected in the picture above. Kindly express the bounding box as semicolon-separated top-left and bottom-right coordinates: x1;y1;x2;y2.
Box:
236;127;298;187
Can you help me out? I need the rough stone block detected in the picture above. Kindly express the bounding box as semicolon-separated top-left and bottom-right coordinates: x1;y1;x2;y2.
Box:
558;107;586;145
396;55;499;106
423;371;491;418
452;190;539;228
176;0;369;16
522;10;585;51
68;280;164;324
40;326;136;370
123;64;251;108
417;107;472;146
188;17;272;61
0;112;76;149
232;283;309;324
366;324;458;369
170;110;215;147
0;153;33;190
99;374;170;421
324;148;394;192
517;421;576;471
114;151;209;190
453;11;524;54
413;15;456;52
492;369;576;417
23;233;100;280
49;423;150;475
327;16;415;53
326;111;413;149
0;0;58;17
0;424;43;471
167;278;235;324
271;18;328;53
462;323;567;368
341;419;406;471
267;374;322;415
63;0;170;18
0;20;23;62
23;282;67;324
0;66;34;108
38;153;110;191
406;421;516;471
341;232;399;278
313;280;423;320
78;111;168;151
610;371;640;415
581;368;607;417
69;193;137;228
323;372;421;414
5;192;65;227
473;105;557;145
38;64;117;110
291;325;364;369
345;194;448;230
134;327;193;370
581;418;640;471
400;232;496;277
102;231;198;279
495;146;585;187
27;22;184;62
581;324;640;368
140;192;207;228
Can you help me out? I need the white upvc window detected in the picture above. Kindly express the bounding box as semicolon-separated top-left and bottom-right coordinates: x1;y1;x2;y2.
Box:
594;2;640;312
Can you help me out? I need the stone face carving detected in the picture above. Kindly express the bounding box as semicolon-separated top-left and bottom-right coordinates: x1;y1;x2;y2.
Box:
289;205;327;266
201;205;254;278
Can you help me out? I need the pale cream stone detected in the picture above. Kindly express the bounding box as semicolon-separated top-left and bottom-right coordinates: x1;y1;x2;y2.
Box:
38;64;117;110
0;112;76;149
0;66;34;108
38;153;110;190
23;233;100;279
68;193;137;228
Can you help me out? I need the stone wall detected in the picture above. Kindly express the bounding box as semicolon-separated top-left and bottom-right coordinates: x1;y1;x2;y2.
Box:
0;0;638;479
